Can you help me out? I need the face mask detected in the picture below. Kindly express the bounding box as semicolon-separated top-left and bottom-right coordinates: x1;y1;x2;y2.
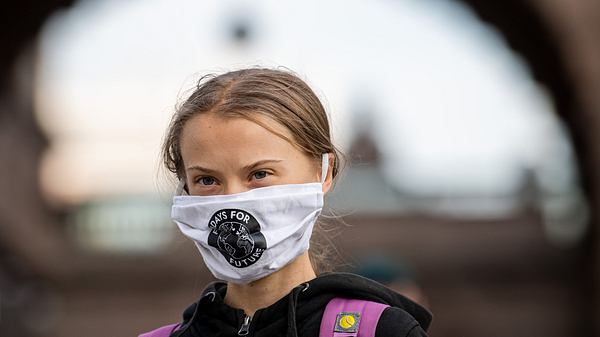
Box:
171;153;329;284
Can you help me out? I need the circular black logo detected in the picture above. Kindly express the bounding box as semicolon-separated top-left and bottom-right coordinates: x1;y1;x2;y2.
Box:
207;209;266;268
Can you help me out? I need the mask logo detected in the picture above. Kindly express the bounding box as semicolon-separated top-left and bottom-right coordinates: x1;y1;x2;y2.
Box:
207;209;266;268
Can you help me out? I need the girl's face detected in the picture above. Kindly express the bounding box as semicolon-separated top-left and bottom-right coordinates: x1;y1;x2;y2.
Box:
180;113;333;196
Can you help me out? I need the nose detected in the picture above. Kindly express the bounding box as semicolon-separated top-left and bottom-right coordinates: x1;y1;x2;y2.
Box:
222;181;249;195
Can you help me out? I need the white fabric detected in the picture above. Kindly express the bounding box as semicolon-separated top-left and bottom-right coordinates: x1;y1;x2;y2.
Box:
171;154;329;284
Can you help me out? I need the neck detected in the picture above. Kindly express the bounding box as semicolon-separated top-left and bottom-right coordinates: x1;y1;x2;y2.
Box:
224;251;316;317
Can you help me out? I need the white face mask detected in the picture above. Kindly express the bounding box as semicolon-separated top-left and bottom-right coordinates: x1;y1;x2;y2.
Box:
171;153;329;284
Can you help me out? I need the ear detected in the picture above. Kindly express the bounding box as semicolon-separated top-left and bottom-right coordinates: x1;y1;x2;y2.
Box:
322;153;335;194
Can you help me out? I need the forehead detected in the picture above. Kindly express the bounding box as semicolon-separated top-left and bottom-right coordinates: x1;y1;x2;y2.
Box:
180;113;299;162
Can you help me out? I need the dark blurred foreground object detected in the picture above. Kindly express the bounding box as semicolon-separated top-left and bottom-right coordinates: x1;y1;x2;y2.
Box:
0;0;74;91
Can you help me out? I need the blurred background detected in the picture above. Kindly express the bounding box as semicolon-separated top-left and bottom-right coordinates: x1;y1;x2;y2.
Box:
1;0;599;336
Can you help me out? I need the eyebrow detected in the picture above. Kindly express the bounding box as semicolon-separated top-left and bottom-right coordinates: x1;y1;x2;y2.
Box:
242;159;283;172
185;159;283;174
186;165;218;174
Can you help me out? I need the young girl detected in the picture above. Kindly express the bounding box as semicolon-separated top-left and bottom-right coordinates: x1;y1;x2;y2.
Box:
142;68;431;337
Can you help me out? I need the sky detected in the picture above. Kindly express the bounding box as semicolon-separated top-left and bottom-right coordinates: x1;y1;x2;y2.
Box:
35;0;577;205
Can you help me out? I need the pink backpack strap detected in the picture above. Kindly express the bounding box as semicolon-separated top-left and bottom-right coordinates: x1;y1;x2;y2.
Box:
319;297;389;337
138;323;181;337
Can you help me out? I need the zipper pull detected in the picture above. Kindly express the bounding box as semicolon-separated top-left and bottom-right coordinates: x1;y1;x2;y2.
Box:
238;314;252;336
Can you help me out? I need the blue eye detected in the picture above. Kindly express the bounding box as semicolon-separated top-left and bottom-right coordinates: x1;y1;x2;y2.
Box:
198;176;216;185
252;171;268;180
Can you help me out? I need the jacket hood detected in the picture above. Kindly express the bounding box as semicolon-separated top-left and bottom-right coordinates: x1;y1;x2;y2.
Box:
176;272;432;337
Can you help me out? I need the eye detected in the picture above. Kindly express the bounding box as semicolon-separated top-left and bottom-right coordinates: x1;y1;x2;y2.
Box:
252;170;269;180
196;176;217;186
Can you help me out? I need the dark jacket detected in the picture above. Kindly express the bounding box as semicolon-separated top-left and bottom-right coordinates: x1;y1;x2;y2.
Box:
170;272;432;337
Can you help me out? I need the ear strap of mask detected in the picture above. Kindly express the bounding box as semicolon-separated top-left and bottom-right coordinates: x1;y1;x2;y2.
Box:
321;153;330;184
175;178;187;196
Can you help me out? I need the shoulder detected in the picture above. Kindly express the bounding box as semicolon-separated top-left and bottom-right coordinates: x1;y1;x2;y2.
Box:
375;306;429;337
309;273;432;334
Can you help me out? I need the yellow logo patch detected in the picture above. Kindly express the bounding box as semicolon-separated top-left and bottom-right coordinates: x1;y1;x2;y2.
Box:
334;312;361;333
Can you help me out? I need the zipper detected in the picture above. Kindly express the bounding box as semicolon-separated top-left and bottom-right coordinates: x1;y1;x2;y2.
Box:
238;314;252;336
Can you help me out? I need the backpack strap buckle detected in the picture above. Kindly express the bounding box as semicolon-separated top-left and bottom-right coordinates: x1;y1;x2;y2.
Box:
320;297;389;337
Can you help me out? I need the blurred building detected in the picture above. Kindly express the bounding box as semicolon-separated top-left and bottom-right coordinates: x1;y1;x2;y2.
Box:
1;1;600;337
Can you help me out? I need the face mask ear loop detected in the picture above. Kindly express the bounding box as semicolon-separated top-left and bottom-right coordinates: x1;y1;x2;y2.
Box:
320;153;329;184
175;179;188;196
